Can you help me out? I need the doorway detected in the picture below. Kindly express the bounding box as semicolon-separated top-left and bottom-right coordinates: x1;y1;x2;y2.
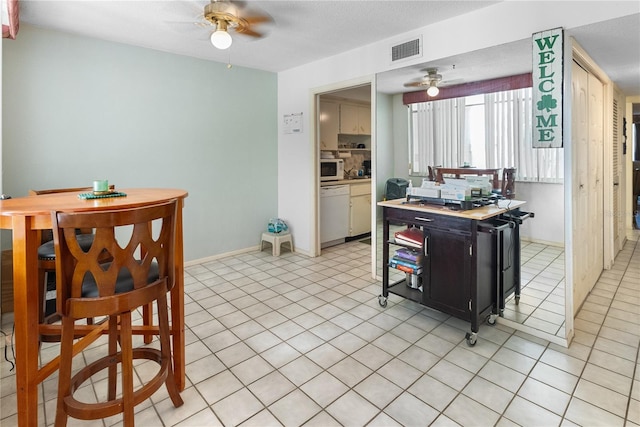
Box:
315;84;373;262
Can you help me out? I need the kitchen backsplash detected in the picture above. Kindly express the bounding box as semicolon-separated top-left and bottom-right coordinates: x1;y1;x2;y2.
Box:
344;153;369;176
338;134;371;177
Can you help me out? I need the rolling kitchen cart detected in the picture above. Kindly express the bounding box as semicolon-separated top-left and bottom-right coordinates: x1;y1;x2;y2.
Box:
378;198;532;346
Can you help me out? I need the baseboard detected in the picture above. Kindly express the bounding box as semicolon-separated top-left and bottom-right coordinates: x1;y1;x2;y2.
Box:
185;244;311;267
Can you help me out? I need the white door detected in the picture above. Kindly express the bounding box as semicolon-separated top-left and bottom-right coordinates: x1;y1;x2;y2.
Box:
571;60;605;314
572;61;590;312
587;72;604;288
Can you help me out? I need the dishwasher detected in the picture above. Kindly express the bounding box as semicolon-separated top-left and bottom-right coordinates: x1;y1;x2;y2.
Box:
320;185;350;248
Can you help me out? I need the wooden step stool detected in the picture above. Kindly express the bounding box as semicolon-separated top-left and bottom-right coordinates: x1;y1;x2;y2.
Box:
260;231;294;256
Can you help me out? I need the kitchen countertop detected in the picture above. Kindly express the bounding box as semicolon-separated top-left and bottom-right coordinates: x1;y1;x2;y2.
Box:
378;197;526;221
321;178;371;186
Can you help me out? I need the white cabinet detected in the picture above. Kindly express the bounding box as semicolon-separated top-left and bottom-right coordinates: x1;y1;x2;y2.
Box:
320;101;339;150
357;105;371;135
349;182;371;236
340;104;371;135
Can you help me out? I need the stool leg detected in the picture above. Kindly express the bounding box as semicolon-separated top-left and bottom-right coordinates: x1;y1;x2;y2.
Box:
157;292;184;407
273;239;279;256
120;311;135;427
143;302;153;344
38;268;47;325
55;317;75;427
107;316;118;401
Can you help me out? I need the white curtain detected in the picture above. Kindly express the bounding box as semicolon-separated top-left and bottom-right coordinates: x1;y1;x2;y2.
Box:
2;0;19;40
410;98;465;175
484;88;563;182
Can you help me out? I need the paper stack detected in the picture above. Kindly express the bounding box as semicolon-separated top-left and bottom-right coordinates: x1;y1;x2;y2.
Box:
406;179;441;199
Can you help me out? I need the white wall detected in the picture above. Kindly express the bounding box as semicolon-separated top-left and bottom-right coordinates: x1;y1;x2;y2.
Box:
277;1;636;254
391;94;409;179
626;96;640;238
2;25;278;261
374;93;394;207
517;182;564;244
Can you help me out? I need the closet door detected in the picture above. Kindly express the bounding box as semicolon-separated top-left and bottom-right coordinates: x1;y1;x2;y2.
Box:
571;61;590;313
587;72;604;288
571;60;605;314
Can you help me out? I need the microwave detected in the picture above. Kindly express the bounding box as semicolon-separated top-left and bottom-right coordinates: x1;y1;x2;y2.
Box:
320;159;344;181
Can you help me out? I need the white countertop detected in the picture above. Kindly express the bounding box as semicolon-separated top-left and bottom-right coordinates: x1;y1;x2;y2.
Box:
321;178;371;186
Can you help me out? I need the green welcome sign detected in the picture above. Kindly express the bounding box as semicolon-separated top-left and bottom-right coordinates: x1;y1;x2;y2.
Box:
532;28;564;148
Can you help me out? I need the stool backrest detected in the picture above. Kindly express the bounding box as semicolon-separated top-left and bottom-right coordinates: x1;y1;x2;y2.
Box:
51;200;177;317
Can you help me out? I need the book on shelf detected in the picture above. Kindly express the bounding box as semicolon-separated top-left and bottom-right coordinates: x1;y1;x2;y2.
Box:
395;247;423;263
389;263;422;275
390;256;419;269
389;257;422;274
394;227;423;248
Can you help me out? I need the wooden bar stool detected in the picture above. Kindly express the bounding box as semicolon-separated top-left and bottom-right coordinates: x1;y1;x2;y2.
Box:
30;186;114;332
51;200;183;426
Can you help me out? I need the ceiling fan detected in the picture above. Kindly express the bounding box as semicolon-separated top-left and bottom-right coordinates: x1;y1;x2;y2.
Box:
200;0;272;50
404;68;443;97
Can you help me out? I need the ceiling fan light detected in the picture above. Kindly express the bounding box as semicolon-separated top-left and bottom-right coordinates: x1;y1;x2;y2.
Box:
211;28;232;49
426;82;439;97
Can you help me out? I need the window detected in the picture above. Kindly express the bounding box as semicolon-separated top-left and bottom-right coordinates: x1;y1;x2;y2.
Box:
409;88;563;182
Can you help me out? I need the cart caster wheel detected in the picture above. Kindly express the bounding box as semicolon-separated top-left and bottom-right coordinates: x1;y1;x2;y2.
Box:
515;295;520;305
465;332;477;347
486;314;497;326
378;295;387;308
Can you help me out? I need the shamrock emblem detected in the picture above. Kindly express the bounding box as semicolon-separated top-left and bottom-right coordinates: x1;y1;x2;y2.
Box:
537;95;557;113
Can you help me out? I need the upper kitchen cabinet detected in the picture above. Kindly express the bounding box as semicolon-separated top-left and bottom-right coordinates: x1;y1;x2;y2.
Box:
320;100;339;150
340;103;371;135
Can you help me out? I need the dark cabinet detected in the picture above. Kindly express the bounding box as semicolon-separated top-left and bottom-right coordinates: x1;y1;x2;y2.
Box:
423;227;471;319
379;204;523;346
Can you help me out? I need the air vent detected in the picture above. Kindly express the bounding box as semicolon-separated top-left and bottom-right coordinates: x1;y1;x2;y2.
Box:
391;37;421;62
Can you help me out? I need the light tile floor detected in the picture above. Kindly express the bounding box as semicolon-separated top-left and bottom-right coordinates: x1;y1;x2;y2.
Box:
1;237;638;426
376;221;567;340
503;241;566;339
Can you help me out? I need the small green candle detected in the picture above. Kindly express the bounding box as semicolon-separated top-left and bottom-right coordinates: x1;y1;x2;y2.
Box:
93;180;108;192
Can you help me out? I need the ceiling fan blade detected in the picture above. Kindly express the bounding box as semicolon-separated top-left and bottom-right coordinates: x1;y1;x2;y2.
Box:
404;80;429;88
244;15;272;25
439;78;464;86
236;27;262;38
166;19;210;35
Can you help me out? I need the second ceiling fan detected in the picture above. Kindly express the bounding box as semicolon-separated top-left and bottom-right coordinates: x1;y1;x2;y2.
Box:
404;68;443;97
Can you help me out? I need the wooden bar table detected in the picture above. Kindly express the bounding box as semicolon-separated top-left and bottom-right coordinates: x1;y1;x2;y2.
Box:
0;188;188;426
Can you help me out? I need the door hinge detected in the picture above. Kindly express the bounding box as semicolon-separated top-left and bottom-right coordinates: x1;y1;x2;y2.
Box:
469;244;473;257
468;299;472;311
